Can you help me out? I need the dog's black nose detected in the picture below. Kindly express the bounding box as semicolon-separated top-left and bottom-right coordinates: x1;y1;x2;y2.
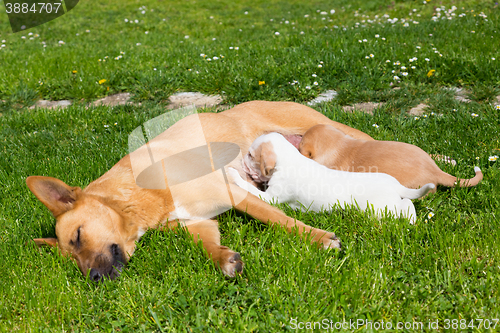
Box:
89;268;102;282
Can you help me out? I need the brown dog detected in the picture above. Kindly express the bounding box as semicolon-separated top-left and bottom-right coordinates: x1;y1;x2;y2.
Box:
26;101;373;281
299;124;483;189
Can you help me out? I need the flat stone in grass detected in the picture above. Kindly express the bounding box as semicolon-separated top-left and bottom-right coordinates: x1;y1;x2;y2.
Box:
342;102;384;115
408;103;429;116
444;87;471;103
307;90;338;106
167;92;222;109
29;100;72;110
93;93;132;107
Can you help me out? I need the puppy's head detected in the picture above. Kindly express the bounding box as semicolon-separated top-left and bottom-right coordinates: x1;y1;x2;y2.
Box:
299;124;346;163
27;176;138;282
242;134;278;183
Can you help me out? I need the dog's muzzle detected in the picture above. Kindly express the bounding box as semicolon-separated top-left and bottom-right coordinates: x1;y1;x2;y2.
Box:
88;243;125;282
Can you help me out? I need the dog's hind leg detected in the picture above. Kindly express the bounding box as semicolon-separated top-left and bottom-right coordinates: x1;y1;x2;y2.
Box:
398;198;417;224
183;219;243;277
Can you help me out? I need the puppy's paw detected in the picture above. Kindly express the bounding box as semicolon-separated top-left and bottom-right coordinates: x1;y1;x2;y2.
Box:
220;249;244;277
322;234;341;250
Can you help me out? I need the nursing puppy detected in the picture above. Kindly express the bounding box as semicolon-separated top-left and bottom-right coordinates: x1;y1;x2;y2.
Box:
229;133;435;224
299;124;482;189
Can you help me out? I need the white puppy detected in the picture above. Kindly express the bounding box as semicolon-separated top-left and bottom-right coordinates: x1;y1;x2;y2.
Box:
228;133;435;224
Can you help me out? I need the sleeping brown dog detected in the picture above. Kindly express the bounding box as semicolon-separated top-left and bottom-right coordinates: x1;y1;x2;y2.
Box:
26;101;374;281
299;124;483;189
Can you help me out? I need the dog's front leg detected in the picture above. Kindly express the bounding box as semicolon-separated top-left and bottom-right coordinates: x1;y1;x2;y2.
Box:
230;186;341;250
182;219;244;277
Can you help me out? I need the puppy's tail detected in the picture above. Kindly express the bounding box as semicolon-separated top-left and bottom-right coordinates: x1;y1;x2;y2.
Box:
398;183;436;200
438;166;483;188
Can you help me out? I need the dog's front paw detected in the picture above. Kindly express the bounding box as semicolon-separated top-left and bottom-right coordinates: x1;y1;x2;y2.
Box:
322;233;341;250
219;249;244;277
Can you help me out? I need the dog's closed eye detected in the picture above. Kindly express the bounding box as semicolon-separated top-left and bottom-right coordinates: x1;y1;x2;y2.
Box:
69;227;81;248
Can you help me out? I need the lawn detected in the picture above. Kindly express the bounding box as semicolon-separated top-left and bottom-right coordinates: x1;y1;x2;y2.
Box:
0;0;500;331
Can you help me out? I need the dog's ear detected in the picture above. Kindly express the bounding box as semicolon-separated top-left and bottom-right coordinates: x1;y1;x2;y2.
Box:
259;142;277;177
299;142;314;159
26;176;81;217
33;238;58;248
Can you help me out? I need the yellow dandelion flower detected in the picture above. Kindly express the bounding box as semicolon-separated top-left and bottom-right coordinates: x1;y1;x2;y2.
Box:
427;69;436;77
72;70;77;74
259;81;265;85
98;79;107;84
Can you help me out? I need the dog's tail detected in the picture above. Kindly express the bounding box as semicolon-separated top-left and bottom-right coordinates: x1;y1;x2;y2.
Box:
438;166;483;188
398;183;436;200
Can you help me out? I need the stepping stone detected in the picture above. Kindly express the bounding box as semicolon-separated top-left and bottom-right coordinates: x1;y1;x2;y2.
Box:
307;90;338;106
342;102;384;114
167;92;222;109
93;93;132;107
29;100;72;110
444;87;471;103
408;103;429;116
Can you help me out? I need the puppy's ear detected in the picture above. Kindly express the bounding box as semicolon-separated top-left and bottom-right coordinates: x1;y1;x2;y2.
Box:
33;238;58;248
259;142;277;177
299;141;314;159
26;176;81;217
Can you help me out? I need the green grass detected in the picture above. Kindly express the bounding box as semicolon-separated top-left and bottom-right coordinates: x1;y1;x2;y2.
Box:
1;0;500;331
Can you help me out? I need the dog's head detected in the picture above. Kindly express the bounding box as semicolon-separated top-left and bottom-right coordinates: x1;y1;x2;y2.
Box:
242;134;279;183
299;124;346;163
26;176;139;282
